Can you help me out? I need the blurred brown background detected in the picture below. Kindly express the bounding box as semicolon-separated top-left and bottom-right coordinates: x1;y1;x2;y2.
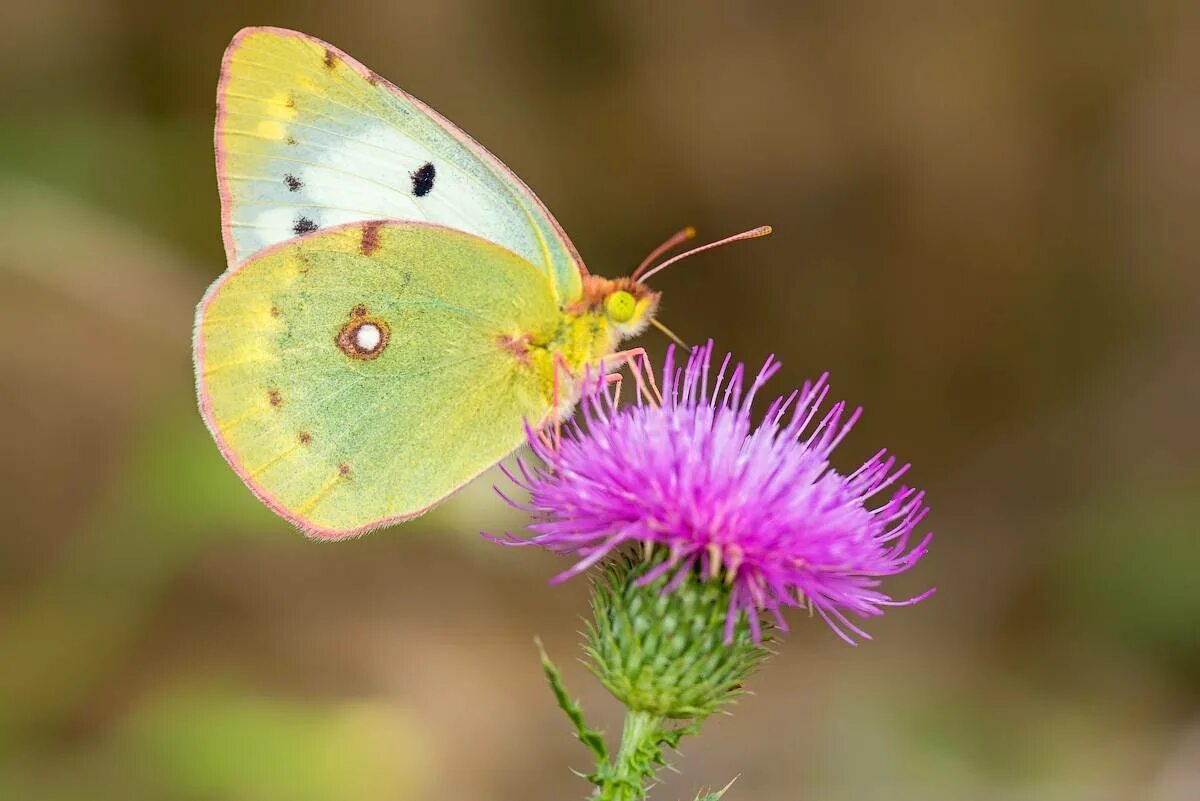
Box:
1;1;1198;799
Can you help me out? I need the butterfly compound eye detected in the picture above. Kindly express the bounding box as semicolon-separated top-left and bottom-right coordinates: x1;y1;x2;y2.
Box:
605;290;637;324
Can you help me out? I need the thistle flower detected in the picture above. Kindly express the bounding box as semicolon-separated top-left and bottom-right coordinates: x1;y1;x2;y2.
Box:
495;342;934;644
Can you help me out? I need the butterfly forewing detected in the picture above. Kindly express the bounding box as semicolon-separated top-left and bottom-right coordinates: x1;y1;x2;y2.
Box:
217;26;583;303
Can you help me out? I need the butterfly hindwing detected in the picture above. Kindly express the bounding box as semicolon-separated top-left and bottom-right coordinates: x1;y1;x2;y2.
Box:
195;221;561;538
216;26;583;303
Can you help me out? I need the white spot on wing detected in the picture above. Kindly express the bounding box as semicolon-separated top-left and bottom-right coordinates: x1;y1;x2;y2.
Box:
355;323;382;352
246;207;302;252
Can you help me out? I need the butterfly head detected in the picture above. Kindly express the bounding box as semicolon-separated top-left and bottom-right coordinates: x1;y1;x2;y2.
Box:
570;225;772;347
577;275;661;338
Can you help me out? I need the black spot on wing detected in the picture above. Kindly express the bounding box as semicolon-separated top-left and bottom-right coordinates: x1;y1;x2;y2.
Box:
293;216;318;235
284;173;303;192
410;162;436;197
323;49;337;70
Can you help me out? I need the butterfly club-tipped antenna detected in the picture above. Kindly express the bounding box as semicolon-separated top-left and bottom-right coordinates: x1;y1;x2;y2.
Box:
631;224;771;349
633;225;773;284
632;225;697;281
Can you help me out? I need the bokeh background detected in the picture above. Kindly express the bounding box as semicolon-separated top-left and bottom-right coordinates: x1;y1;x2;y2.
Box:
2;2;1197;799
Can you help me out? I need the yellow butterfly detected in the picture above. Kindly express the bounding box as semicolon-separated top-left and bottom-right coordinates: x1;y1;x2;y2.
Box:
194;27;769;538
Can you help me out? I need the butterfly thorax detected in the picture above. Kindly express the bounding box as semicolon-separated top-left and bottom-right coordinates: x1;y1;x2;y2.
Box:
503;274;659;419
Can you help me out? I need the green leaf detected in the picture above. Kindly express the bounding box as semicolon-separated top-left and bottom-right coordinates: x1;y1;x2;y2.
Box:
693;775;739;800
535;637;609;764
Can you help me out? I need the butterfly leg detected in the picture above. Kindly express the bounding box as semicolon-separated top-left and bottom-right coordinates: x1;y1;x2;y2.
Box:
605;347;663;406
548;350;578;452
602;371;624;410
536;349;655;454
535;352;597;453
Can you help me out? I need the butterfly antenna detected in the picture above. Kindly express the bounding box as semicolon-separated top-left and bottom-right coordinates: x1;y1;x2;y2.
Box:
650;318;689;348
631;226;697;281
635;225;773;284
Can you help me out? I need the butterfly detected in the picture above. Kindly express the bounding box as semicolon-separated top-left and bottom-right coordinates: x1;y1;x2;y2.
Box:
193;27;769;538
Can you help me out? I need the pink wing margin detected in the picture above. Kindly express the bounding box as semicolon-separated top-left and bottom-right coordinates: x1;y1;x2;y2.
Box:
213;25;588;277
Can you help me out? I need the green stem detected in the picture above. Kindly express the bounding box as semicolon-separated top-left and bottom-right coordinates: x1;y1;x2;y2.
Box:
596;709;665;801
